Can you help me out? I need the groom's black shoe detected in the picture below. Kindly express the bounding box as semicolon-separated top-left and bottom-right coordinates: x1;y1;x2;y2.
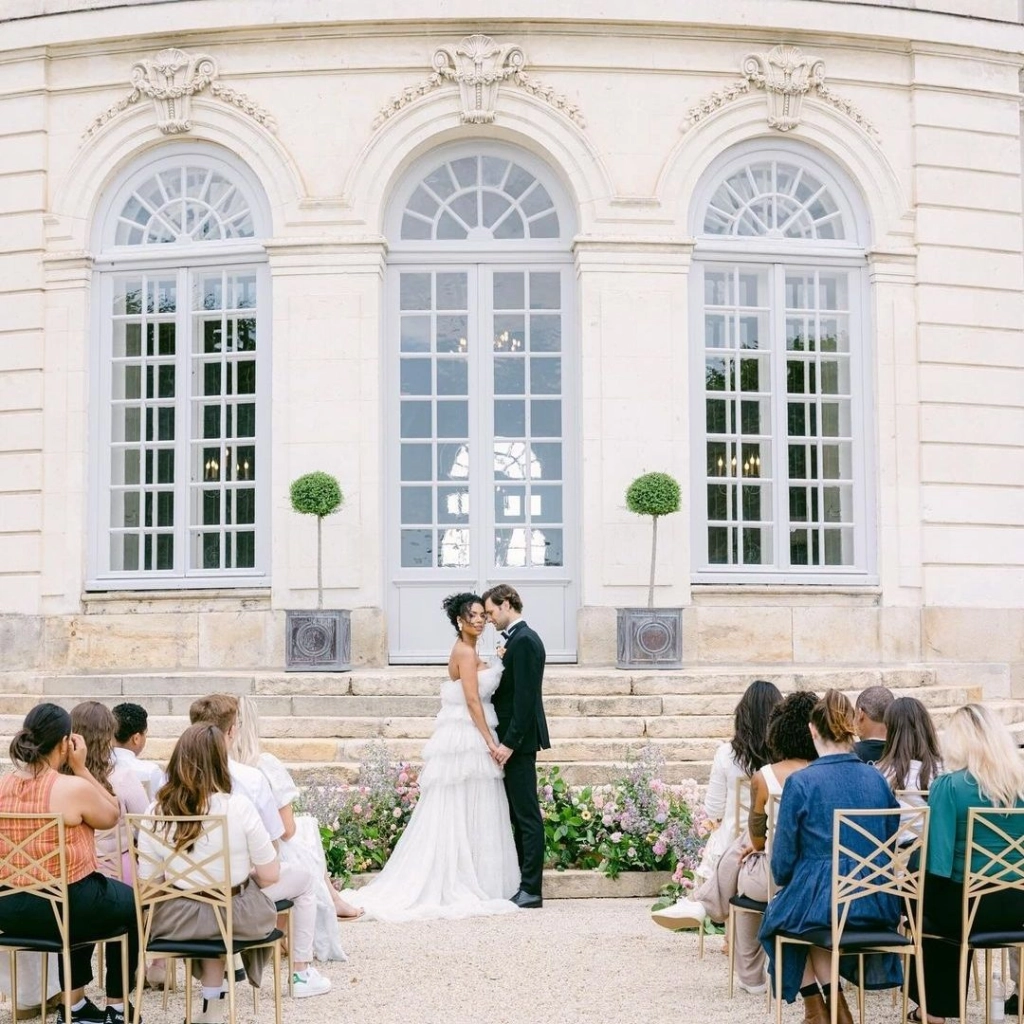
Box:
510;889;543;909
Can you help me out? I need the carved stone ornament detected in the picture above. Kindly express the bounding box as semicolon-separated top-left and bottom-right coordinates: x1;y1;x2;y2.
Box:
83;47;278;139
373;33;585;129
682;44;877;138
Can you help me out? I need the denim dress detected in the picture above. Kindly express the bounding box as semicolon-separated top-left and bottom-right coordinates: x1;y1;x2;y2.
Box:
759;752;903;1002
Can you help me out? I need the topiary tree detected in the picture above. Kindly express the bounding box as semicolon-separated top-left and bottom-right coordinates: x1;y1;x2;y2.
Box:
625;471;681;609
290;471;344;610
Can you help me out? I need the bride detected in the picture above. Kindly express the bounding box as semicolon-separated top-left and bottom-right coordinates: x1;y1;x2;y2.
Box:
339;592;521;921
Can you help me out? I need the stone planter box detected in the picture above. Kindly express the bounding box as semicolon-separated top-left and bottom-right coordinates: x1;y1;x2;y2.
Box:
285;609;351;672
616;607;683;669
345;868;671;899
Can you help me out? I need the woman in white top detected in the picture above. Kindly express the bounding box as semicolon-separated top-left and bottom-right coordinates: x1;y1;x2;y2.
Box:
233;695;356;961
68;702;149;881
137;724;281;1024
695;679;783;881
654;690;818;993
875;696;942;806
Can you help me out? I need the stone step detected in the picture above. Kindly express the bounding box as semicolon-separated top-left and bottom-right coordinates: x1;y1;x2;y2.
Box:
0;664;939;700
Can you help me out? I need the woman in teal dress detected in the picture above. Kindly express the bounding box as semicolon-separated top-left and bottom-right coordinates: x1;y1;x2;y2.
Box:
759;689;902;1024
907;704;1024;1023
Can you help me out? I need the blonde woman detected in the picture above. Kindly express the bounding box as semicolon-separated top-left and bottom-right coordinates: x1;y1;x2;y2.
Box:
233;695;357;961
906;704;1024;1024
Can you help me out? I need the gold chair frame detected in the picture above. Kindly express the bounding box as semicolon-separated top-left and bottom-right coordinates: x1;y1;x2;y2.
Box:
922;807;1024;1024
774;806;929;1024
0;812;131;1024
127;813;284;1024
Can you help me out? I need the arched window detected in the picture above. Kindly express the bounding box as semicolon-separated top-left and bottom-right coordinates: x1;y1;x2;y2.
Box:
690;143;872;579
89;146;270;588
385;142;576;661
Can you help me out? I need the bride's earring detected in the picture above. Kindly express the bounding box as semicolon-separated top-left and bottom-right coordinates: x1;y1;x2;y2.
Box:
457;619;464;631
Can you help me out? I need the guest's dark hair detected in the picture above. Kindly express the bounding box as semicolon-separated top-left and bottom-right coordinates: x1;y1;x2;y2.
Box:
112;702;148;744
877;697;942;792
9;703;72;772
66;701;116;795
810;689;857;746
730;679;783;776
442;592;482;636
767;691;819;763
480;584;523;613
855;685;895;724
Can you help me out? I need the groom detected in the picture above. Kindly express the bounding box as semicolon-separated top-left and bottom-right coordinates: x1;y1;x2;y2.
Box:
482;584;550;909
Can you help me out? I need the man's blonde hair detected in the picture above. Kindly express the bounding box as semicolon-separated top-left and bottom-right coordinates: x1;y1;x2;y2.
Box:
188;693;239;736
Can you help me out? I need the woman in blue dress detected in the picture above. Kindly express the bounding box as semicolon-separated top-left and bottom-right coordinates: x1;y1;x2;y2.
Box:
759;689;902;1024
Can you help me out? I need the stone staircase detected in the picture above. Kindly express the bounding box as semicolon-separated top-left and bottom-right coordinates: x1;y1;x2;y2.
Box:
1;664;1020;785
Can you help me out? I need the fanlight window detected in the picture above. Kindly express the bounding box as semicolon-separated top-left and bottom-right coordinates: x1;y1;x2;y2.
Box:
703;160;847;240
115;166;255;246
400;155;560;242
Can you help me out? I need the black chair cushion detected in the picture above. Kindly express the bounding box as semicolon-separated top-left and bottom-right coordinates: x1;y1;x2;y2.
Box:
273;899;294;912
0;926;129;953
147;928;283;957
729;894;768;913
968;930;1024;949
779;927;913;951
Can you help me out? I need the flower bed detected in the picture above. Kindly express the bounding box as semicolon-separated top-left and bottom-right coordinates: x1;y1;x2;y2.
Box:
298;742;708;887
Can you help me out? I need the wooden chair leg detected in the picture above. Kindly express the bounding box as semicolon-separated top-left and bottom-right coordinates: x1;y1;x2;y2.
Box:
11;950;20;1023
727;906;736;999
273;941;283;1024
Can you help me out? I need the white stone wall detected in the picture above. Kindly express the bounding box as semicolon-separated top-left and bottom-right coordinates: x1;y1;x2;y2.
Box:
0;2;1021;681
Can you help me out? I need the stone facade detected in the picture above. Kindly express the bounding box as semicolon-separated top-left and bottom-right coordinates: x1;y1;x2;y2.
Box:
0;2;1022;688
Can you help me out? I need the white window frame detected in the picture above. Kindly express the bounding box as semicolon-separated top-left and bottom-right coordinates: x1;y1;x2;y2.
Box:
689;143;877;584
87;146;272;590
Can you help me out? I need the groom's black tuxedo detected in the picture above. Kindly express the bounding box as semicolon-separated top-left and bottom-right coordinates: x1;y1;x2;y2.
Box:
494;619;549;898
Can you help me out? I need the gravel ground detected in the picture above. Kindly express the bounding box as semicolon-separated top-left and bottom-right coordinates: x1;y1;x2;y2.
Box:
66;899;998;1024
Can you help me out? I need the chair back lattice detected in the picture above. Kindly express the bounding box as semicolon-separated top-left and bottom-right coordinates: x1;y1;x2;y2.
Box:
734;776;752;836
127;814;235;954
962;807;1024;937
95;818;127;882
0;813;70;939
831;806;929;942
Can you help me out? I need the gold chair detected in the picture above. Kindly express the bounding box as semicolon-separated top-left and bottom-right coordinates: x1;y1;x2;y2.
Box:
727;789;781;999
922;807;1024;1024
127;813;284;1024
0;813;131;1024
272;899;294;999
773;805;929;1024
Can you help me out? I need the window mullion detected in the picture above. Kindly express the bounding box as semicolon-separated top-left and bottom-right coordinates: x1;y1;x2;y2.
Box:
176;266;190;576
772;263;789;572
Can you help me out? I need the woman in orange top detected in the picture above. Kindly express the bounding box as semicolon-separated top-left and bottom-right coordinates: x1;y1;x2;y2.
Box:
0;703;140;1024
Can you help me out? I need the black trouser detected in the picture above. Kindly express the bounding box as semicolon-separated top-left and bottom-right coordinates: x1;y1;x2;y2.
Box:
909;871;1024;1017
503;751;544;896
0;872;139;996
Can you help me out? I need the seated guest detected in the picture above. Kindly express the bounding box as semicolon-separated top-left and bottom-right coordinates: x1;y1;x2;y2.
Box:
654;691;819;995
112;703;165;801
875;696;942;806
852;685;894;763
138;724;282;1024
0;703;139;1024
188;695;329;998
233;695;360;962
68;702;148;882
907;704;1024;1024
759;689;902;1024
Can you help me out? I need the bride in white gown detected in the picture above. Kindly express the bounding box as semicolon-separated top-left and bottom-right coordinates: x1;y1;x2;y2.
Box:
340;593;521;922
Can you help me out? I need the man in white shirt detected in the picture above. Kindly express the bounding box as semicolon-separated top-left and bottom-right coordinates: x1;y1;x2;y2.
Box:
188;695;328;998
111;702;166;800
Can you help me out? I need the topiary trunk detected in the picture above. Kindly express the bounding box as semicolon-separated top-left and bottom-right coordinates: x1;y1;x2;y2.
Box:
648;515;659;609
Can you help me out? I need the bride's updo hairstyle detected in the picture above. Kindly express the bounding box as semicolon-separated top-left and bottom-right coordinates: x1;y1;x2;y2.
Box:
809;689;857;746
442;592;482;636
10;702;73;772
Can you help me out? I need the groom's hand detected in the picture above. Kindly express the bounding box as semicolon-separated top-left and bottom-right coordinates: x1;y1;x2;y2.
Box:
493;744;513;766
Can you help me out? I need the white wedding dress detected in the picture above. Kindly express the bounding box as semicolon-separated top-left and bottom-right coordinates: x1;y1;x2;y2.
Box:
340;662;521;922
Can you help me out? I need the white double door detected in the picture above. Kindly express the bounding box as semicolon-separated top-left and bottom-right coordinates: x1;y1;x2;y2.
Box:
386;261;577;662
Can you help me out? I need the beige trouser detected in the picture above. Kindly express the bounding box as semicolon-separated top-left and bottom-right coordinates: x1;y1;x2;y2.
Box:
259;861;318;964
695;832;770;989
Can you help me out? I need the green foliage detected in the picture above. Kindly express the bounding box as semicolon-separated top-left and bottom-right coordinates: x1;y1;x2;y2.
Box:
290;471;343;519
625;471;681;519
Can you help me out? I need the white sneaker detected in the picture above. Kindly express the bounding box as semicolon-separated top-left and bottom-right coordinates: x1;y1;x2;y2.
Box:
736;980;768;995
651;896;707;931
292;966;331;998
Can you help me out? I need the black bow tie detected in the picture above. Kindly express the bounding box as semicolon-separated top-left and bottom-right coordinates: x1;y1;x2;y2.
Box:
500;629;510;640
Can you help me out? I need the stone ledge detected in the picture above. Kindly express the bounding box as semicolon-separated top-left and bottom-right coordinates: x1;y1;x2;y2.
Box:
345;868;671;899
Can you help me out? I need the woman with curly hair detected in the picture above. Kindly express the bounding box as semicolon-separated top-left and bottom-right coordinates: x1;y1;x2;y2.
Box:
337;592;521;922
654;691;818;994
